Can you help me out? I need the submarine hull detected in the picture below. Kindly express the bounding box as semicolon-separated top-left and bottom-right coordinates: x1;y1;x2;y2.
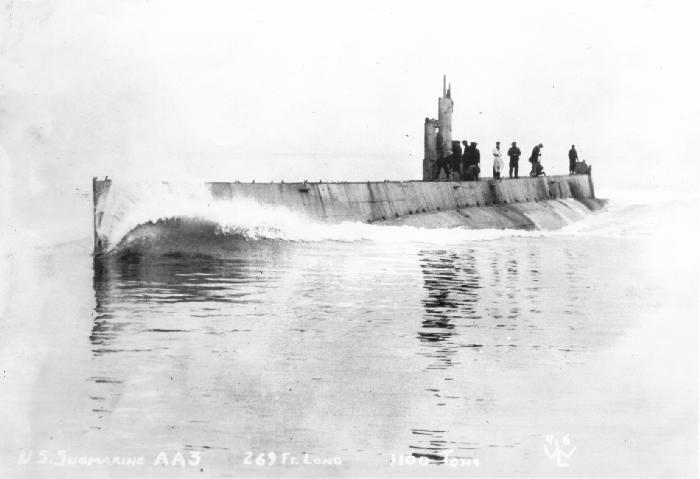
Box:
92;174;603;255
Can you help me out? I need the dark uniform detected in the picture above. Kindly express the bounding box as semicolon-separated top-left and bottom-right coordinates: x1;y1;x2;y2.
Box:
470;142;481;180
507;143;521;178
435;150;451;179
450;141;462;179
460;141;470;179
568;146;578;175
529;145;543;176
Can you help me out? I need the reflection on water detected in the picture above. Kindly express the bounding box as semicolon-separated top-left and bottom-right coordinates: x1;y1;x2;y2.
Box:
86;241;608;470
30;232;687;477
408;242;625;466
92;255;263;350
418;251;461;366
7;199;696;478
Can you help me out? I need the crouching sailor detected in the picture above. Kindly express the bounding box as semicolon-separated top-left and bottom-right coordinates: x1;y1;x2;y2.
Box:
529;143;545;177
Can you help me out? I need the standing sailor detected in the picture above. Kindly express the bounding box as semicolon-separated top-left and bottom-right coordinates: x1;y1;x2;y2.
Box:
461;140;470;180
470;142;481;180
492;142;504;179
569;145;578;175
450;141;462;180
507;141;521;178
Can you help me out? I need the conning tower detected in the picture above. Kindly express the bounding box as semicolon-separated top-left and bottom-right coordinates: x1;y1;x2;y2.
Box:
423;75;454;180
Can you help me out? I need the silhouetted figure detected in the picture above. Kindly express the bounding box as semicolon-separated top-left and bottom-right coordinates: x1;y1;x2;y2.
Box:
574;160;591;175
470;142;481;180
435;149;452;180
450;141;462;180
463;164;479;181
461;140;470;180
507;141;521;178
492;141;504;179
529;143;545;177
568;145;578;175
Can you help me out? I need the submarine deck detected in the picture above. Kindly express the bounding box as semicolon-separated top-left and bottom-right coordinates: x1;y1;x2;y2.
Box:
92;174;603;254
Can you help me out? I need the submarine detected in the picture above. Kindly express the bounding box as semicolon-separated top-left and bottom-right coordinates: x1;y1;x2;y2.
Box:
92;78;605;256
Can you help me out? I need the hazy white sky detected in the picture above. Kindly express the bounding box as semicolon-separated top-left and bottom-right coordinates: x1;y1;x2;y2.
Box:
1;0;699;240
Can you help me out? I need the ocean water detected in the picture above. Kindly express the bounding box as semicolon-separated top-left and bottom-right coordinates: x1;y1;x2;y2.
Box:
1;190;697;478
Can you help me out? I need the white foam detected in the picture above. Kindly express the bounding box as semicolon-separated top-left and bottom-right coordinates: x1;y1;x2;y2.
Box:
96;181;553;249
96;181;688;249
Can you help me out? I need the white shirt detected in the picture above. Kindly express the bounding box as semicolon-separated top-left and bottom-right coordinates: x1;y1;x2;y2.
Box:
493;147;504;171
